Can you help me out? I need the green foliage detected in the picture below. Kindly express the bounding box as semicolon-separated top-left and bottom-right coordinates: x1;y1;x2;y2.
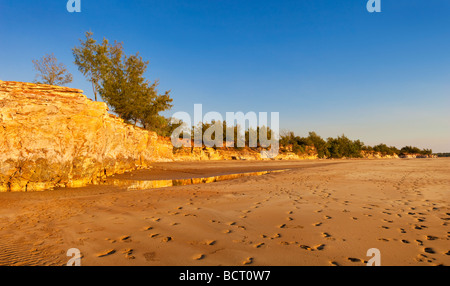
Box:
435;153;450;157
73;32;173;134
400;146;432;156
372;144;399;156
278;132;303;155
187;121;276;149
279;130;433;159
72;32;109;101
32;53;73;86
307;132;329;158
326;135;364;159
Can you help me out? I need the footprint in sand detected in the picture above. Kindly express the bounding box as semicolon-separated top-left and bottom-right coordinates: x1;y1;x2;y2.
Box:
424;247;436;254
313;222;322;227
193;254;205;260
271;233;281;239
254;243;265;249
97;249;116;258
322;232;333;239
122;249;135;259
347;257;366;263
278;224;287;229
162;237;173;243
415;254;428;262
142;226;153;231
314;244;325;251
205;240;216;246
426;235;438;241
243;257;254;265
300;245;313;251
120;235;131;242
149;233;160;238
280;241;292;246
329;261;339;266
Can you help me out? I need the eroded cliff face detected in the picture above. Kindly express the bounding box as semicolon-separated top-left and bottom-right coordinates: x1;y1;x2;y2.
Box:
0;81;173;192
173;147;263;161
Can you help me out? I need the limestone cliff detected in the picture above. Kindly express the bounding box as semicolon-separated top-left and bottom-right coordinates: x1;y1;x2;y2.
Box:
0;81;173;192
173;147;263;161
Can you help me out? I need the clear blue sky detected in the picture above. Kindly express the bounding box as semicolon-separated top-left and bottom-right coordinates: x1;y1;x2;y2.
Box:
1;0;449;152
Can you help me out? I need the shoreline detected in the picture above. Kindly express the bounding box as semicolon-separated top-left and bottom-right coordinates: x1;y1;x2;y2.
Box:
0;158;448;266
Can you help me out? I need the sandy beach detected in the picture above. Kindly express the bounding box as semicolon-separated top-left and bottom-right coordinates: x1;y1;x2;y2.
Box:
0;158;448;266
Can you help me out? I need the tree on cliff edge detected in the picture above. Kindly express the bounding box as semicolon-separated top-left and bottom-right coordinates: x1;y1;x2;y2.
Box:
72;32;174;135
72;32;109;101
32;53;73;86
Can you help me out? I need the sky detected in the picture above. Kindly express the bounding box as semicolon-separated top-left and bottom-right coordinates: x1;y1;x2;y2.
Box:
0;0;449;152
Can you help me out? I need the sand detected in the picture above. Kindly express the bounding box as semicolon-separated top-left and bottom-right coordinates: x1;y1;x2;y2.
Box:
0;158;448;266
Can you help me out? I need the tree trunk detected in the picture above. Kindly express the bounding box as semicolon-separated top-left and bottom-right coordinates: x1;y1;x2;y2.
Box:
92;81;98;101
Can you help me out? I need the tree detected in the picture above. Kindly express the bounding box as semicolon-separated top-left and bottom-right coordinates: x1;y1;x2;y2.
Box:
326;135;364;159
73;32;173;134
32;53;73;86
99;49;173;128
307;132;329;158
72;32;110;101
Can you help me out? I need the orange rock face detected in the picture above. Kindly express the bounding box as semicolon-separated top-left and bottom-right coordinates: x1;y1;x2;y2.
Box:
0;81;173;192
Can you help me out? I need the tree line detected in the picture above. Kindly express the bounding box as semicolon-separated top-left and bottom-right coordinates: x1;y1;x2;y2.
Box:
434;153;450;158
279;131;433;159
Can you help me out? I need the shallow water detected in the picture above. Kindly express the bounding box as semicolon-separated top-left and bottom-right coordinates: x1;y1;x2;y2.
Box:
105;170;288;191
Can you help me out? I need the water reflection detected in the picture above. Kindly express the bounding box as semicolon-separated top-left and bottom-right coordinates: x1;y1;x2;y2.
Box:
105;170;288;191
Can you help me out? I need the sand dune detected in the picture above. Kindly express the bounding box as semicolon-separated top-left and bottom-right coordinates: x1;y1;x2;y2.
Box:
0;159;448;266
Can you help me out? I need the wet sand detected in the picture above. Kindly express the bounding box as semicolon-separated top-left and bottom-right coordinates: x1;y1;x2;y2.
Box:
0;159;448;266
